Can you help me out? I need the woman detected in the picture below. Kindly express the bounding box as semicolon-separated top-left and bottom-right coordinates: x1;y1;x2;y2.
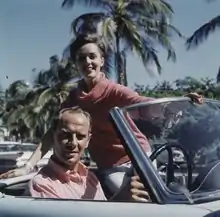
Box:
0;34;202;196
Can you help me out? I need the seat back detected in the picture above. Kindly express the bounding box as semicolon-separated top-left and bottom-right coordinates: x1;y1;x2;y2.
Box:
191;161;220;192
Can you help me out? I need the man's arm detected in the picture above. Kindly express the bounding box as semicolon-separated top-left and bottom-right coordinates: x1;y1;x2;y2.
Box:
109;175;150;202
0;128;53;179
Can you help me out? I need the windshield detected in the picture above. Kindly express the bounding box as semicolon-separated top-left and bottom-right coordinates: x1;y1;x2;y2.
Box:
123;99;220;189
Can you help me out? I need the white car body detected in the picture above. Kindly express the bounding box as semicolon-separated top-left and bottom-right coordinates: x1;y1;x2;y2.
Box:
0;141;52;173
0;171;219;217
0;98;220;216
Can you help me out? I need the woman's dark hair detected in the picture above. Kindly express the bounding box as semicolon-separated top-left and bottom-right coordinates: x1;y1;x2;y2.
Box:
69;34;106;62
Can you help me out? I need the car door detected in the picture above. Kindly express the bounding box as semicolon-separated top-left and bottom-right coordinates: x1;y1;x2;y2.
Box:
0;197;212;217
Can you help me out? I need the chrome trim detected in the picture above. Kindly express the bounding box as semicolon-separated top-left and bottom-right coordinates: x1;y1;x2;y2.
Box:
123;97;220;110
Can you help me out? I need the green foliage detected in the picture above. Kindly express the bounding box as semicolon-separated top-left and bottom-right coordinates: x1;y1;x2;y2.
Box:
135;76;220;100
1;56;79;142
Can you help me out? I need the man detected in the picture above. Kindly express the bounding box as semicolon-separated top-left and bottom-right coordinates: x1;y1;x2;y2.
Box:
29;106;149;201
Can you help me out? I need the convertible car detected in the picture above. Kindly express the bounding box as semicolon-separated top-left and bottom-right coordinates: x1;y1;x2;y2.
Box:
0;97;220;216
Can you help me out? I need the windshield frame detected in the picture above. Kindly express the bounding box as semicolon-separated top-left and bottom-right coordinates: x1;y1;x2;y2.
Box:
124;96;220;110
110;97;220;204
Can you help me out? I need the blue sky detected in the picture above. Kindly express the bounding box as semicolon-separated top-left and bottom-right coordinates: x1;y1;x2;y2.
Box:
0;0;220;89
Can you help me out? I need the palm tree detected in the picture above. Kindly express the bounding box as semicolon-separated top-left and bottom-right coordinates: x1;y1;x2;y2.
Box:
2;56;79;141
217;66;220;83
62;0;182;85
0;84;5;116
0;85;6;132
186;0;220;49
0;80;33;140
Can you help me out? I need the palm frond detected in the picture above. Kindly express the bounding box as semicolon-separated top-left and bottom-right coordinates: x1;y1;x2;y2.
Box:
119;16;142;52
36;87;57;106
7;80;30;98
23;107;43;129
118;16;161;75
114;15;161;75
141;0;173;17
33;70;49;87
24;87;48;105
140;37;161;76
186;15;220;49
138;14;183;38
138;16;183;62
100;17;116;49
147;24;177;61
62;0;109;9
57;64;79;83
4;105;27;125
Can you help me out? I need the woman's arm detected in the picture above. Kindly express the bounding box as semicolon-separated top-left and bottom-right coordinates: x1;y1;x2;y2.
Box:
111;82;153;106
26;129;53;170
111;82;203;106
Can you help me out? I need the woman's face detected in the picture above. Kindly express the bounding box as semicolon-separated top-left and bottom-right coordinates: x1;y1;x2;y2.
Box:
75;43;104;80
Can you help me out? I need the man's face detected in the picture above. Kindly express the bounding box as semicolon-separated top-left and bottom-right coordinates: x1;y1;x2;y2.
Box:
53;111;91;169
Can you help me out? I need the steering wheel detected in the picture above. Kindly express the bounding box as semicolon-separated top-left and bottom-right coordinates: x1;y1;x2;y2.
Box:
149;143;192;189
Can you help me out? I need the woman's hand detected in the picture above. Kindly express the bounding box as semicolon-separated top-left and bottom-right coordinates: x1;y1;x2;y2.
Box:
186;92;203;104
130;175;150;202
0;165;31;179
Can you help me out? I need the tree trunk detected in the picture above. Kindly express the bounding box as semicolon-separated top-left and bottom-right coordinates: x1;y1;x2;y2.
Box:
217;66;220;84
115;34;128;86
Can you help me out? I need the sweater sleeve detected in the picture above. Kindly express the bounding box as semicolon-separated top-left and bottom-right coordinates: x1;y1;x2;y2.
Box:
110;82;154;107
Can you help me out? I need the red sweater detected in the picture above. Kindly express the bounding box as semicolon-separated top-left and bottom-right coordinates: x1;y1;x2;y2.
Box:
61;74;152;169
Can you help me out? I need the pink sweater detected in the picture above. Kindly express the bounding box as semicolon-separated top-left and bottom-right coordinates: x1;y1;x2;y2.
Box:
61;74;152;169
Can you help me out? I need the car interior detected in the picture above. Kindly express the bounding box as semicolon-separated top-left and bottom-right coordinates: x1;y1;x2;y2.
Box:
1;155;220;200
129;101;220;196
0;181;28;196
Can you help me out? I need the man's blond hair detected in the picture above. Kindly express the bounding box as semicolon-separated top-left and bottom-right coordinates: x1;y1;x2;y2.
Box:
53;106;92;133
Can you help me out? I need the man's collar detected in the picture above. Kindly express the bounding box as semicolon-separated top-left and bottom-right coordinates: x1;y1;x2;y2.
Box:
48;157;88;183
